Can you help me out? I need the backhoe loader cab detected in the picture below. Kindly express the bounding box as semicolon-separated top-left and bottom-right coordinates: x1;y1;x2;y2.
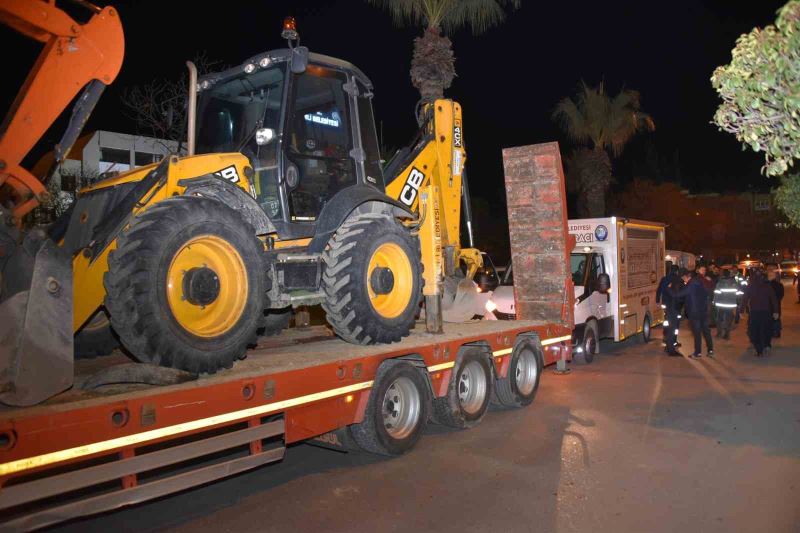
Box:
194;49;387;234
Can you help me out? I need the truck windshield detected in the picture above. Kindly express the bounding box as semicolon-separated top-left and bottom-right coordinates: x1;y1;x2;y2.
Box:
196;64;287;218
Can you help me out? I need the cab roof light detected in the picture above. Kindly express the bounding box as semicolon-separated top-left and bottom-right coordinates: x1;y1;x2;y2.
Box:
282;16;299;41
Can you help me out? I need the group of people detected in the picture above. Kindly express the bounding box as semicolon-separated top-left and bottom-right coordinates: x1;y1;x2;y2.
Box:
656;263;783;358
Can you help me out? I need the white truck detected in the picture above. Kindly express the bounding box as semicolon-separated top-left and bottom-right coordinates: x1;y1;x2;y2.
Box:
486;217;666;362
666;249;696;272
568;217;666;362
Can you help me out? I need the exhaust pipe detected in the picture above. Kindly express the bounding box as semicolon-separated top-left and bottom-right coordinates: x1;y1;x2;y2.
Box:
186;61;197;156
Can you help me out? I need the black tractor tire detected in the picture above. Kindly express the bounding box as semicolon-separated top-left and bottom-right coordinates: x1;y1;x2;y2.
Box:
104;196;266;374
261;307;292;337
349;361;430;456
493;338;543;408
75;308;120;359
322;212;421;345
432;348;494;429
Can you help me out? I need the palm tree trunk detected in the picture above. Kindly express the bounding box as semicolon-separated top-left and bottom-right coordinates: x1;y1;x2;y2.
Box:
576;148;612;218
410;27;456;102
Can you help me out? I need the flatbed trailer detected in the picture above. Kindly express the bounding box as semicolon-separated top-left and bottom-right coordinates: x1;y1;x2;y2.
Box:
0;141;574;530
0;321;572;530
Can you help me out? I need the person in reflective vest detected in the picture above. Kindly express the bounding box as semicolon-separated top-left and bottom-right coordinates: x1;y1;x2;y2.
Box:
713;269;740;340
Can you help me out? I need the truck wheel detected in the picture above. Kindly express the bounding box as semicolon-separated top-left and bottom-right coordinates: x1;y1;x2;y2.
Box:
493;339;543;408
433;348;493;428
641;316;651;344
577;322;598;364
104;196;266;374
349;362;430;456
322;212;421;345
75;308;119;359
261;307;291;337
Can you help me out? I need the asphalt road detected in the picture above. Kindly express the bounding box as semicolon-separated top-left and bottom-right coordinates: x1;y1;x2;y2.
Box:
57;282;800;533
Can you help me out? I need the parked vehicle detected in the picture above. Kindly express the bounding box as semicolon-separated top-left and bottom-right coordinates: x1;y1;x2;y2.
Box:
780;260;798;278
665;249;696;272
489;218;666;363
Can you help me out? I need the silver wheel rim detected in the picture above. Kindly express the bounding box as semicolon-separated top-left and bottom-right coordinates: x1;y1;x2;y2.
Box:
382;376;421;439
515;349;538;396
458;360;487;415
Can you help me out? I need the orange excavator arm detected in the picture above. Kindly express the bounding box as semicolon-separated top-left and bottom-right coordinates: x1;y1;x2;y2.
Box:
0;0;124;221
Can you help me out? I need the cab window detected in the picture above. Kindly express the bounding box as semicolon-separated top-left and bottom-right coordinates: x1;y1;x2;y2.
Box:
571;253;588;286
285;66;356;221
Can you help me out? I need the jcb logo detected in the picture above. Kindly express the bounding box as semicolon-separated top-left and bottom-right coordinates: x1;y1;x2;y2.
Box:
214;165;240;184
400;168;425;206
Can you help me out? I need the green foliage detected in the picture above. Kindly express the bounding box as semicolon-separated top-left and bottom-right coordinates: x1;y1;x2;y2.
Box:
712;1;800;177
552;82;655;157
367;0;519;101
553;83;654;217
367;0;520;34
775;173;800;225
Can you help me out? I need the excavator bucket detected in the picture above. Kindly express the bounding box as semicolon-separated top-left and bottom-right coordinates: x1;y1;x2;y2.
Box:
441;276;491;323
0;228;73;406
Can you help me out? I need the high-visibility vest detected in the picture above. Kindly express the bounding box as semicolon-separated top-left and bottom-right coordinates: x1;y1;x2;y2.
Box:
713;278;740;308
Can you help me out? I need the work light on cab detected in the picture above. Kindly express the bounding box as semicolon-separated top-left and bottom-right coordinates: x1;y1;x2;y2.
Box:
282;16;298;41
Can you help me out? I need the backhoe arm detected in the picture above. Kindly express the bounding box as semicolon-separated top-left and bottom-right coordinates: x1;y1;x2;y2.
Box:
385;99;484;330
0;0;124;220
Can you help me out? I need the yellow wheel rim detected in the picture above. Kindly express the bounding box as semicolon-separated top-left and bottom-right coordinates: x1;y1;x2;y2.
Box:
166;235;248;338
367;242;413;319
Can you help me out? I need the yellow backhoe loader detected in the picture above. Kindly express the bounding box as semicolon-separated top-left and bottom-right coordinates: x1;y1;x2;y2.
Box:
0;13;484;405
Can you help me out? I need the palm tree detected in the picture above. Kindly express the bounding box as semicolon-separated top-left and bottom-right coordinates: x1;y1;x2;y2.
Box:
367;0;519;102
553;82;655;217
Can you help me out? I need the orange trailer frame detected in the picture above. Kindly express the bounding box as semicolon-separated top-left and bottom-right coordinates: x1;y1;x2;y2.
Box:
0;322;572;529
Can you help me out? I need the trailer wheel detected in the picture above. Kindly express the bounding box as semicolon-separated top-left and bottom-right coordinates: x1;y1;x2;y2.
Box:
433;348;493;428
493;339;543;408
641;315;651;344
75;308;119;359
349;362;430;456
322;212;421;345
104;196;266;374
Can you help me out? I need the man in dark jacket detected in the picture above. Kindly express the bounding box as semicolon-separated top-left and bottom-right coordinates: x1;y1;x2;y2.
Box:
768;268;785;338
744;271;779;357
657;265;683;356
677;269;714;358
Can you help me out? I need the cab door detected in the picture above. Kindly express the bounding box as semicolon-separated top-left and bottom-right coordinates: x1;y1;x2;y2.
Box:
586;253;611;324
283;65;357;225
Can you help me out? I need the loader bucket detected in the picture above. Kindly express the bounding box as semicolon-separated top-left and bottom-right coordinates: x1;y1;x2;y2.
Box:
0;234;73;406
441;276;490;323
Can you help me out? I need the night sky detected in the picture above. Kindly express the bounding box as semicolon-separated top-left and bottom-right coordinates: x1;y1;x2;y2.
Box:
2;0;788;258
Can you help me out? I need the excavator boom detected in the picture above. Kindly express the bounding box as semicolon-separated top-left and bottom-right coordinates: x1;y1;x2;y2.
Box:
0;0;124;406
0;0;124;220
384;100;484;330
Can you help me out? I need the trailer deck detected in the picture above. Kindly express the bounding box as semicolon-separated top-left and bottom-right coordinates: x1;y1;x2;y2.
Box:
0;319;571;531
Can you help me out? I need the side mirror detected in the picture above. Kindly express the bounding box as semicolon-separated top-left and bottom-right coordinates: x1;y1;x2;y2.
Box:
290;46;309;74
597;273;611;294
255;128;276;146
